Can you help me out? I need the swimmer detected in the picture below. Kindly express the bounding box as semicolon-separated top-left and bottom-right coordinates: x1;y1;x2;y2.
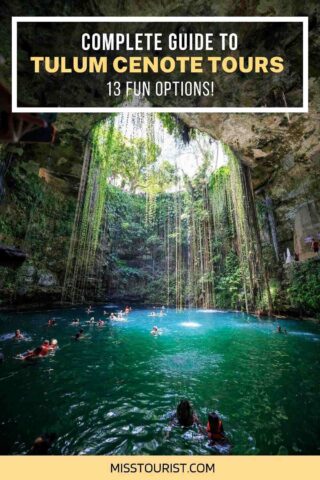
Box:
47;319;56;327
48;339;58;350
71;318;80;325
14;329;24;340
86;305;93;314
165;400;200;440
29;433;57;455
151;326;159;336
20;341;49;360
206;412;226;443
277;325;282;333
20;346;43;361
110;313;117;320
41;340;50;355
283;328;288;334
118;310;124;318
86;317;95;324
74;329;84;341
97;319;105;326
176;399;200;428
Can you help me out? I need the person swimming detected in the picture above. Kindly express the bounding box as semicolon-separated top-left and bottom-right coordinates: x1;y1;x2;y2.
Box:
47;319;56;327
21;346;43;361
176;399;200;428
14;329;24;340
71;318;80;325
29;433;57;455
97;319;105;326
277;325;283;333
87;317;95;324
20;340;50;360
86;305;94;314
74;329;84;341
151;326;160;336
48;339;58;350
206;412;225;443
41;340;50;355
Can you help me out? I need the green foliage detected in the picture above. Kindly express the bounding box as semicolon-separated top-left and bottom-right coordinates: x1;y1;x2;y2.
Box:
5;115;316;316
209;165;230;190
0;160;76;294
286;259;320;316
1;162;75;252
157;113;195;144
214;252;243;309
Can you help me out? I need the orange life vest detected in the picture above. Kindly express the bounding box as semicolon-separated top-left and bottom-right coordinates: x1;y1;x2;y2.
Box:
207;419;224;440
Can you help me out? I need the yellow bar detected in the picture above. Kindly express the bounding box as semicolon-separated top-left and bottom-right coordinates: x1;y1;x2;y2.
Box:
1;456;319;480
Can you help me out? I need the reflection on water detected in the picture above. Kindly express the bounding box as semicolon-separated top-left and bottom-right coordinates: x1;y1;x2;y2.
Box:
157;352;224;376
0;308;319;455
180;321;202;328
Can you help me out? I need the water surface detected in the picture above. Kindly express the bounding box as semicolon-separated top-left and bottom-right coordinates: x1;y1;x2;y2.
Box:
0;307;319;455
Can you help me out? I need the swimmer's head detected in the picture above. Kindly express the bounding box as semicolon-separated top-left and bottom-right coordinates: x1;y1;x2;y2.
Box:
15;329;20;335
30;432;57;454
153;326;158;331
79;329;84;334
31;436;49;454
43;340;49;346
177;399;194;427
50;339;58;346
208;412;220;433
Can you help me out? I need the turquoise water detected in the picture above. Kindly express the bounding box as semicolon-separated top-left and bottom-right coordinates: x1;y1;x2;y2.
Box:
0;307;319;455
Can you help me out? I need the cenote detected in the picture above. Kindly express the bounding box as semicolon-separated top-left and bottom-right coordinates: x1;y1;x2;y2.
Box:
0;307;319;455
1;112;320;455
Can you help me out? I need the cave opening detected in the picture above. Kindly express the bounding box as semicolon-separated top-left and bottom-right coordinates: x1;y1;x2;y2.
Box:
1;114;320;457
1;112;320;318
60;113;272;314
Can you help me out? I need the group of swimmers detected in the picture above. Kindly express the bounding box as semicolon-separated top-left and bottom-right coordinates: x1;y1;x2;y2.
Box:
172;399;228;447
71;305;133;340
148;306;167;318
5;306;231;454
27;399;226;455
7;304;142;361
85;305;132;322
